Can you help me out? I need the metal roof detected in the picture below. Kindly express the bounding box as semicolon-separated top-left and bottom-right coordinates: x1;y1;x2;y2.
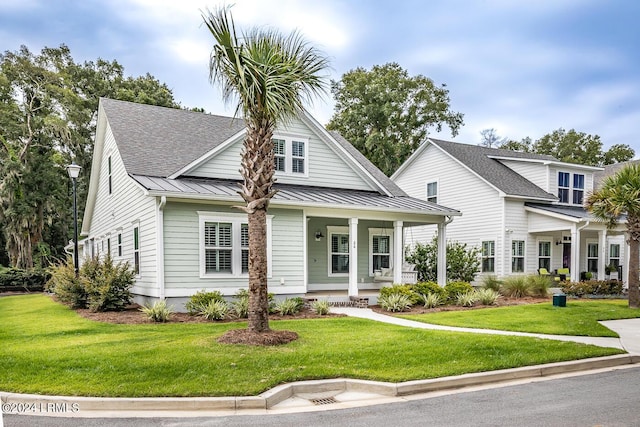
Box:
132;175;460;216
524;203;597;220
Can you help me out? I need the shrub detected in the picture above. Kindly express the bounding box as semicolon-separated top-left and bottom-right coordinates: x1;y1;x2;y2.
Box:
379;293;413;312
140;300;174;322
405;237;481;282
185;290;225;315
476;288;501;305
83;256;134;312
199;299;229;320
47;260;89;308
527;274;551;297
0;268;50;291
380;284;418;304
413;281;447;301
311;299;331;315
456;291;477;307
232;290;249;318
444;281;474;303
275;297;304;315
421;292;442;309
562;280;624;297
501;276;531;298
482;275;502;292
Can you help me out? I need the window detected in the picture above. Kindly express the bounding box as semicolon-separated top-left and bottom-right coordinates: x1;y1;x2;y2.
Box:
117;233;122;257
272;136;308;175
426;181;438;203
133;226;140;275
573;174;584;205
587;243;598;273
328;227;349;276
558;172;570;203
107;237;111;256
538;241;551;271
369;229;393;275
198;212;272;278
107;156;112;195
609;243;621;269
482;241;495;273
512;240;525;273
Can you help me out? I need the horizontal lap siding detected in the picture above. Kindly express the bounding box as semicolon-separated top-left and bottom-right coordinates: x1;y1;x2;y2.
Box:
88;124;157;294
188;118;373;191
504;199;530;274
498;160;548;191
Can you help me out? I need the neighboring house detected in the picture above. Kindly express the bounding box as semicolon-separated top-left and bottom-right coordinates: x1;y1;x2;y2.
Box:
79;99;460;309
392;138;627;283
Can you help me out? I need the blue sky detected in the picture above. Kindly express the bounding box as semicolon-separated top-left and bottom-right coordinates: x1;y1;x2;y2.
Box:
2;0;640;155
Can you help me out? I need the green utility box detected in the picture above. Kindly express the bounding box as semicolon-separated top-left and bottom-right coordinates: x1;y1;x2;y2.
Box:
553;293;567;307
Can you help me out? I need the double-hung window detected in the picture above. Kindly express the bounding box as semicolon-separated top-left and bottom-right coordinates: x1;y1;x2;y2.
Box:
426;181;438;203
133;225;140;275
328;226;349;276
609;244;621;269
199;212;271;278
272;136;308;176
369;229;393;275
558;172;570;203
117;233;122;257
587;243;598;272
481;241;495;273
512;240;525;273
573;174;584;205
107;156;112;195
538;241;551;271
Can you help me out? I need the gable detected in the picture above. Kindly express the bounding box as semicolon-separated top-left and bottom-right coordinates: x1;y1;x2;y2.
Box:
182;116;380;192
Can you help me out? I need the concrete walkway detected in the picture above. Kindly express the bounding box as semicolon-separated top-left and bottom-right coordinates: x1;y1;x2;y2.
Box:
332;307;635;352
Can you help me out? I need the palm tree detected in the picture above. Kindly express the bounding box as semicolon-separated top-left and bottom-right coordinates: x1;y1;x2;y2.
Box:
586;163;640;308
203;7;328;333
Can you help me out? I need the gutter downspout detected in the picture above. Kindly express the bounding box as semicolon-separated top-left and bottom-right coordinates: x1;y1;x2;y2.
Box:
157;196;167;300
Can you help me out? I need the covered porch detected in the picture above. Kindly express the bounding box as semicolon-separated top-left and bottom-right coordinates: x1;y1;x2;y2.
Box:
526;203;626;283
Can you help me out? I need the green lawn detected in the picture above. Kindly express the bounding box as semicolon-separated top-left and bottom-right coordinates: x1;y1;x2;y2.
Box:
0;294;624;397
401;300;640;337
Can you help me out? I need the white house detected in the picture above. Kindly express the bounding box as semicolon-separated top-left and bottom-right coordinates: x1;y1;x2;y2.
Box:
79;99;460;309
392;138;627;283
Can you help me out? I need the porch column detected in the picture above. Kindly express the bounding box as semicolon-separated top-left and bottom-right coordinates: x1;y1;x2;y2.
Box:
348;218;359;297
598;230;607;280
437;221;447;286
571;225;580;282
393;221;403;284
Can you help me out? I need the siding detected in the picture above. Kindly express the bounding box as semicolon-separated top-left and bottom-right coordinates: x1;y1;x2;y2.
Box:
497;160;548;191
162;202;304;294
188;117;373;191
86;123;158;295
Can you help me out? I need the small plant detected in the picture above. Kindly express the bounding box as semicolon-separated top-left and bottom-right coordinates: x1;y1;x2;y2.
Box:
379;293;413;312
413;281;447;301
501;276;531;298
232;291;249;318
140;300;174;322
185;290;224;315
527;274;551;297
421;292;442;309
311;299;331;315
380;284;418;302
456;291;477;307
199;299;229;320
476;288;501;305
482;275;502;292
275;297;304;315
444;281;474;303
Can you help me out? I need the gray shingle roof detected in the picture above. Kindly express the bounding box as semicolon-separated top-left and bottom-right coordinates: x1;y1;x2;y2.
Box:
429;138;557;200
101;98;246;177
132;175;459;216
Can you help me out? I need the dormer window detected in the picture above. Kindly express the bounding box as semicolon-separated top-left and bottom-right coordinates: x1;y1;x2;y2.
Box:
573;174;584;205
272;136;308;176
558;172;570;203
558;171;585;205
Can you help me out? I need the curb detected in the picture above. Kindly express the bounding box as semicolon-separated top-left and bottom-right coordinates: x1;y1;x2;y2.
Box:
2;354;639;415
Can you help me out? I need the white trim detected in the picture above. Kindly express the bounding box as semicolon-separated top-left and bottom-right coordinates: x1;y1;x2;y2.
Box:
511;238;526;274
272;133;310;177
481;239;496;273
327;226;349;277
426;179;439;204
586;238;599;273
162;285;307;298
486;155;604;172
132;220;140;278
156;196;166;300
536;237;552;272
368;227;394;276
349;218;359;296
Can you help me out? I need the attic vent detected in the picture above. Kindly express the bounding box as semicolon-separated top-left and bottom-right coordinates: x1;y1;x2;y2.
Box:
310;397;338;405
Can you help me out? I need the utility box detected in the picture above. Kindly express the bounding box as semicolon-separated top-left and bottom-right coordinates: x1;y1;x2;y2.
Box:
553;293;567;307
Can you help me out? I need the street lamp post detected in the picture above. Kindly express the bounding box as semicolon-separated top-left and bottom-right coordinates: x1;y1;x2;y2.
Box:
67;162;82;277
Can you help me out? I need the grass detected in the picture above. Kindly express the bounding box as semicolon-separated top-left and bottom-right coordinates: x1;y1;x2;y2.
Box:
401;300;640;337
0;295;624;397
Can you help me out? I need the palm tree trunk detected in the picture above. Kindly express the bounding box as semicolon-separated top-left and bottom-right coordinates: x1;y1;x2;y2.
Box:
628;224;640;308
247;207;270;332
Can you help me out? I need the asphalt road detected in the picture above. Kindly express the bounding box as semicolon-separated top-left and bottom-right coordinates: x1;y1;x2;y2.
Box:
4;366;640;427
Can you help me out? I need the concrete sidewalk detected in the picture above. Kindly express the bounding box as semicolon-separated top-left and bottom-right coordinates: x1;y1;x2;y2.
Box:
331;307;635;352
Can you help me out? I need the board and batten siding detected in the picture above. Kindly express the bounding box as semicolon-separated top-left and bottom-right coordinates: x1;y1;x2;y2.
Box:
187;117;374;191
497;160;549;192
162;202;304;295
394;143;503;276
86;123;158;296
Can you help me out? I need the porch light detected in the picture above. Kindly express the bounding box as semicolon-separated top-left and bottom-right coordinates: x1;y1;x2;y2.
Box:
314;231;324;241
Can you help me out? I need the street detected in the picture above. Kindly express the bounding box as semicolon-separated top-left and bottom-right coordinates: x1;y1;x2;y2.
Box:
4;366;640;426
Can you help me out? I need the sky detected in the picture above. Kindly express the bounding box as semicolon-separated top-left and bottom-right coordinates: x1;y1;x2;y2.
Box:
2;0;640;155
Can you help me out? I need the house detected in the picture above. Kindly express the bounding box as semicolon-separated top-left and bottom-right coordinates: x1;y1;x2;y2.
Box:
79;98;460;309
392;138;627;283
